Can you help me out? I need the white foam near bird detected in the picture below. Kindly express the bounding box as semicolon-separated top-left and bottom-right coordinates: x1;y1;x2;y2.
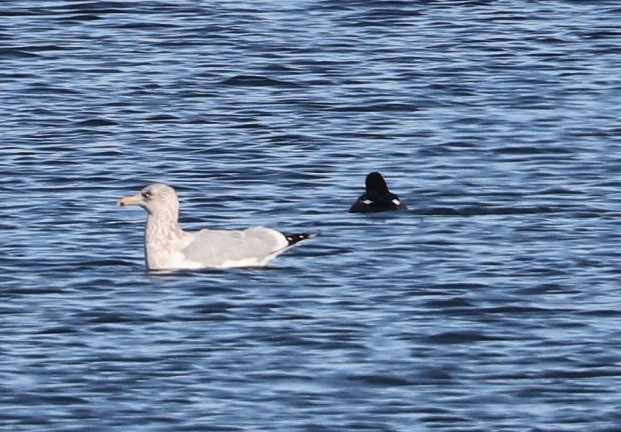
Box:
117;183;316;271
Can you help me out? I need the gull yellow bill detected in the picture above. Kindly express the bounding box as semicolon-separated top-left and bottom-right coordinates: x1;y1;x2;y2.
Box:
117;194;142;207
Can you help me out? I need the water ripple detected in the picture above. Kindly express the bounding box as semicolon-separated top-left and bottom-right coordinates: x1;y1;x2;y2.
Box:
0;1;620;431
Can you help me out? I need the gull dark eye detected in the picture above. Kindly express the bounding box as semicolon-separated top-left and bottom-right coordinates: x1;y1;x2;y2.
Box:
142;191;152;199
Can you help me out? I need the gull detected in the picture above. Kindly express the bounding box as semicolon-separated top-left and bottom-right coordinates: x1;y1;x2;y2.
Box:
117;183;315;271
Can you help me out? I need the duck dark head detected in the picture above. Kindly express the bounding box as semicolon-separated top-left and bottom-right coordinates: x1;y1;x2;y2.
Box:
365;172;389;195
350;172;407;213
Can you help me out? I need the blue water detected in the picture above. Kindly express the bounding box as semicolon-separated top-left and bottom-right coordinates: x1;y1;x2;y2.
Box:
1;1;620;431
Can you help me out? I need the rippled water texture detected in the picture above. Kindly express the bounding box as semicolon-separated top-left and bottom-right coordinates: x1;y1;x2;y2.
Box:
1;1;620;431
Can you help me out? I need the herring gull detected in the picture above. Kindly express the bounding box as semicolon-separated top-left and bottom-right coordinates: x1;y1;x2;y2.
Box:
349;172;408;213
117;183;316;271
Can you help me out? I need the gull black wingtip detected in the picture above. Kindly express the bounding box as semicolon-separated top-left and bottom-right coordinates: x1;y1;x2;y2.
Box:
285;232;318;247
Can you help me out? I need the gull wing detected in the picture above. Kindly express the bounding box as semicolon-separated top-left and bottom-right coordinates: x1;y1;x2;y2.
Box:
181;226;289;268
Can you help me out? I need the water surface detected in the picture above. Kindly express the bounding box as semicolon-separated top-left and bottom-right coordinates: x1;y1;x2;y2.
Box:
1;1;620;431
